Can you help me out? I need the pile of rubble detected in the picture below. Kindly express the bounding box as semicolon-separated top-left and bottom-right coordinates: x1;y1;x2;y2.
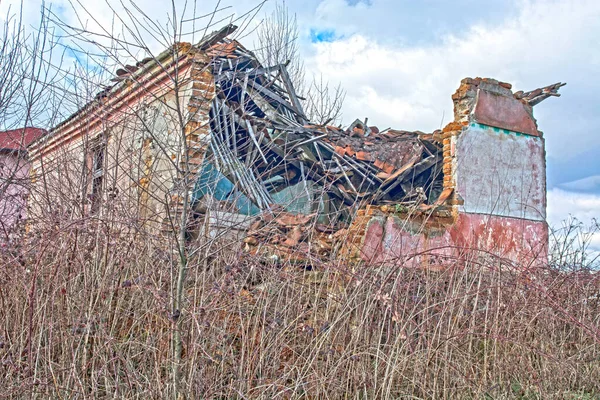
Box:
241;210;340;261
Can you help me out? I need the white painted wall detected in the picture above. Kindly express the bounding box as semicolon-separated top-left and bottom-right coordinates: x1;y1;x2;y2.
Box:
455;122;546;221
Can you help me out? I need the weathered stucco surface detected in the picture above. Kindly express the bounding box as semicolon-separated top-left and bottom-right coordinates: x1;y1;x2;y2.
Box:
27;49;209;232
28;88;188;227
455;122;546;221
357;212;548;266
351;77;552;266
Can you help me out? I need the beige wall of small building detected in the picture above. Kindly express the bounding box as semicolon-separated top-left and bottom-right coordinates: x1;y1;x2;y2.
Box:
27;46;215;236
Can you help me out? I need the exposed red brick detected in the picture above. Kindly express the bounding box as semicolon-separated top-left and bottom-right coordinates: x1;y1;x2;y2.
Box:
374;158;395;174
442;122;463;133
352;127;365;136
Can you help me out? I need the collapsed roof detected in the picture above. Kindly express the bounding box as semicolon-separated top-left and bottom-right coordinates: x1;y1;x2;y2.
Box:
192;25;444;227
24;23;564;259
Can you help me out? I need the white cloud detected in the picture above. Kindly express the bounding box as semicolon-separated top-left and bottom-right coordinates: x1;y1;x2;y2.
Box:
547;188;600;251
547;188;600;227
304;0;600;162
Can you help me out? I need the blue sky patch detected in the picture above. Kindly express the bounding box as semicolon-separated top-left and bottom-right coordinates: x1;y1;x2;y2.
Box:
346;0;373;5
310;29;336;43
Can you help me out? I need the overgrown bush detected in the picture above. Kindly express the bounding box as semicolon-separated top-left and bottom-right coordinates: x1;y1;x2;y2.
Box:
1;220;599;399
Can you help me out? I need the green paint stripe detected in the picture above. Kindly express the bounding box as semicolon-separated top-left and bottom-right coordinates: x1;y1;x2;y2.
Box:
470;122;540;140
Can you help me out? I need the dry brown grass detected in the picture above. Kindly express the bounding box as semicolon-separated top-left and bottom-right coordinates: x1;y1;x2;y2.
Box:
1;222;599;399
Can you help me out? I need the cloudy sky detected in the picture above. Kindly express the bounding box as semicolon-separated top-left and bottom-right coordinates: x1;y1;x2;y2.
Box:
2;0;599;236
288;0;600;236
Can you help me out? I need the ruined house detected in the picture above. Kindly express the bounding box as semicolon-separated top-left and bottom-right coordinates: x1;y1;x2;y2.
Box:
27;25;563;265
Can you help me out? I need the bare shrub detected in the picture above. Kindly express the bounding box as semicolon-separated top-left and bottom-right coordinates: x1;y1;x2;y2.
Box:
1;223;600;398
550;216;600;271
0;2;598;399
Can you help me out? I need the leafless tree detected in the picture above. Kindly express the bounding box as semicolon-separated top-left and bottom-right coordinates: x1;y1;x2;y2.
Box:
304;74;346;125
21;1;265;397
0;3;60;243
255;1;346;124
255;1;304;92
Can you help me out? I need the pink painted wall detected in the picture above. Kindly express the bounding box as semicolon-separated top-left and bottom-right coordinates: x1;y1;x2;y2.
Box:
0;152;30;244
359;212;548;267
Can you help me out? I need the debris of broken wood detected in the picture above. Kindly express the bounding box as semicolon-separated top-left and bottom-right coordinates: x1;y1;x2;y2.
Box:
514;82;566;106
191;25;446;255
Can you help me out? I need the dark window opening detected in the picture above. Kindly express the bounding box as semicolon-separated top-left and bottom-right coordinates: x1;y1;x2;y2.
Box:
90;143;105;215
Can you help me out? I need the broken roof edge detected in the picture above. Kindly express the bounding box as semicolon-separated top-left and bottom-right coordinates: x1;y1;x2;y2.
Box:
28;25;241;151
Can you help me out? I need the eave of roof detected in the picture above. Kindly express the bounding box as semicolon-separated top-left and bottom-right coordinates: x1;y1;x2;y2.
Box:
28;24;243;152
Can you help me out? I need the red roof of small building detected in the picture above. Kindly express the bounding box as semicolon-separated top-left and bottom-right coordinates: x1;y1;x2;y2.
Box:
0;128;47;151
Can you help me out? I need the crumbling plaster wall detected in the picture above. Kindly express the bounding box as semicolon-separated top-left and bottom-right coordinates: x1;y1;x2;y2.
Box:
356;211;548;266
347;78;549;265
455;122;546;221
28;91;188;228
27;46;215;233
